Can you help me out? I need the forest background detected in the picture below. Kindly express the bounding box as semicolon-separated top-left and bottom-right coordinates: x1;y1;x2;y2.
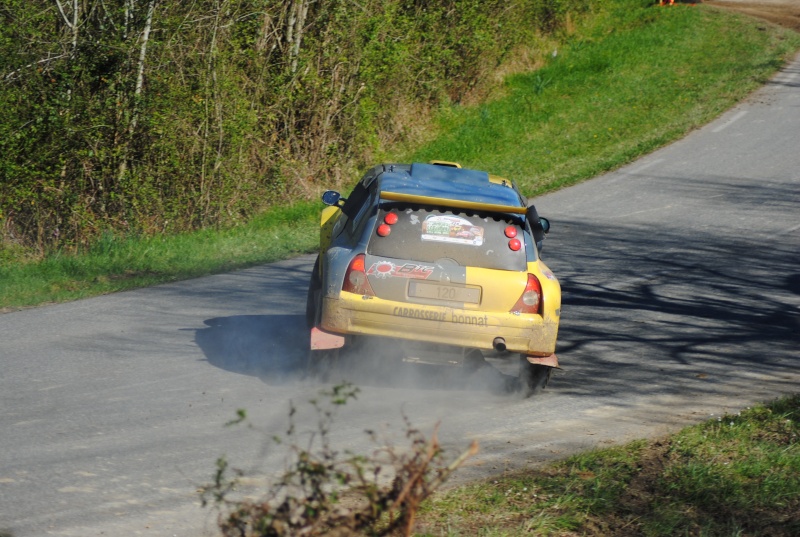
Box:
0;0;587;257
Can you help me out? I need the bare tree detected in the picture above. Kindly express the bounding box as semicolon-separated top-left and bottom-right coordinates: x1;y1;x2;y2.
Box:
117;0;157;183
287;0;312;73
53;0;80;55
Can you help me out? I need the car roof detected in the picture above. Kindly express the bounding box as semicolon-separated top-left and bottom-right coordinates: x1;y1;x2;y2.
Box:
375;163;527;213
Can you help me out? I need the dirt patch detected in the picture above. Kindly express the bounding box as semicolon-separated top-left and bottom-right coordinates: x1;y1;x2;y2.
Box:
704;0;800;32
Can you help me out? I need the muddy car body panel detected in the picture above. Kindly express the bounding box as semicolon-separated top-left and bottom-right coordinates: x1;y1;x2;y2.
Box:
307;162;561;394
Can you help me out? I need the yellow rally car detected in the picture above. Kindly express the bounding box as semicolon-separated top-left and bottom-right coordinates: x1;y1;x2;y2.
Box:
305;161;561;395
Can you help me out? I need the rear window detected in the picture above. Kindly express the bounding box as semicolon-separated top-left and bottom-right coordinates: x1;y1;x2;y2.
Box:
367;203;529;271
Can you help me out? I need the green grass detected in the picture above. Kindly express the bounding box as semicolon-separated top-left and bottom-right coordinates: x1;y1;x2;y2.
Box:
2;0;799;310
0;202;320;310
415;395;800;537
411;0;800;194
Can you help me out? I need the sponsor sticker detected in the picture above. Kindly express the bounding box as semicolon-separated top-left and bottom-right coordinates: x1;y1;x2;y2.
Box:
366;261;434;280
392;306;488;326
393;307;446;321
421;215;484;246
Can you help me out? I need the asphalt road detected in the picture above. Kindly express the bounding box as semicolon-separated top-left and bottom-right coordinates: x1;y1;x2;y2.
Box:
2;54;799;537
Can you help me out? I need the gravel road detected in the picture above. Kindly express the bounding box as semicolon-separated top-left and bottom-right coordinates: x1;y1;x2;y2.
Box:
706;0;800;32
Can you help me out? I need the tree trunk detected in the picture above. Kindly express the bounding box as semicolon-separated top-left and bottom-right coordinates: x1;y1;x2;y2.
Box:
53;0;79;55
117;0;156;183
289;0;311;74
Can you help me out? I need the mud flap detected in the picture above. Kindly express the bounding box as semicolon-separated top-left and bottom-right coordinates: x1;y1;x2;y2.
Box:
310;327;346;350
526;353;559;368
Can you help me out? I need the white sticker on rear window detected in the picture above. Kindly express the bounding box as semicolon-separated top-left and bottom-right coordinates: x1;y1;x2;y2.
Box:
421;215;484;246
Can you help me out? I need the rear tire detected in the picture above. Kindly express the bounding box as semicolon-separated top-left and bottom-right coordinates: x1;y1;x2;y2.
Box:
519;355;552;396
463;348;487;374
306;256;321;329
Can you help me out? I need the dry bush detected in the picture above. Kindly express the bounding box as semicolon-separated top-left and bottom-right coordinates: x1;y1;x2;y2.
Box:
201;384;478;537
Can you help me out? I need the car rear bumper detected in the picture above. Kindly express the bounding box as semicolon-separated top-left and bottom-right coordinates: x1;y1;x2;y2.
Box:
319;293;559;355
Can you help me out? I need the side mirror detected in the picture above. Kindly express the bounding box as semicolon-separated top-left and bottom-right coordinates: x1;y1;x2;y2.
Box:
526;204;549;254
539;217;550;234
321;190;344;207
526;205;547;232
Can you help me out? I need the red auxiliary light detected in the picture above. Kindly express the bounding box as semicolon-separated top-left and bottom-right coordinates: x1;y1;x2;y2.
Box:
377;224;392;237
504;226;517;238
343;254;375;296
508;238;521;251
510;274;542;315
384;212;399;225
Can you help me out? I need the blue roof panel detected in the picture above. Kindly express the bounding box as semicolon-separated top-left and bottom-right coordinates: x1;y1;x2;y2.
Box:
377;163;524;208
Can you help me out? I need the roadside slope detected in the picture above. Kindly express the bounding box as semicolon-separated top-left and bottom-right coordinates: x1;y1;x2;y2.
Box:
2;0;798;311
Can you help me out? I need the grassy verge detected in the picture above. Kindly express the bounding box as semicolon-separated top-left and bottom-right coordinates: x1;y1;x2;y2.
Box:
415;395;800;536
411;0;800;194
0;203;320;310
2;0;799;310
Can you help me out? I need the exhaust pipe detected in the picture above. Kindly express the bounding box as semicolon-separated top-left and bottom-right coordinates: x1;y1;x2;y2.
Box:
492;337;507;352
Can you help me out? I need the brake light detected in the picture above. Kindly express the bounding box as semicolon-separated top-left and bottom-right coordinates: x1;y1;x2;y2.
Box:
342;254;375;296
511;274;542;315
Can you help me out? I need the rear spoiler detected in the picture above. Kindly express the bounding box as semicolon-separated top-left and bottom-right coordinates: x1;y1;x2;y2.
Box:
380;191;527;215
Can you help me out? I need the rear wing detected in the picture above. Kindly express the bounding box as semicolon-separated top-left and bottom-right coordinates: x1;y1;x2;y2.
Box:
379;191;527;215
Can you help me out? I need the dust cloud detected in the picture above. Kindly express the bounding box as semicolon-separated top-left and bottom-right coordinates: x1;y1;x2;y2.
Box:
192;311;529;398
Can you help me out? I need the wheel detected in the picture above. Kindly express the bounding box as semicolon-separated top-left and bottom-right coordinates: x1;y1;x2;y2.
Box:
462;348;487;374
305;256;321;329
519;355;552;396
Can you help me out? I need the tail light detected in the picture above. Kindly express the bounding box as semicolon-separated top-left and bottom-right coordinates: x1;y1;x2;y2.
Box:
342;254;375;296
511;274;542;315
